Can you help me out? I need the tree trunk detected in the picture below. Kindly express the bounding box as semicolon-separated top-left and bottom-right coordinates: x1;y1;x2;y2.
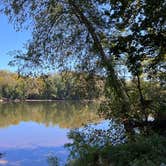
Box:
68;0;132;118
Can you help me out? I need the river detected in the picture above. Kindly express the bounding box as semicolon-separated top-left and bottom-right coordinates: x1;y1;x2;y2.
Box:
0;101;101;166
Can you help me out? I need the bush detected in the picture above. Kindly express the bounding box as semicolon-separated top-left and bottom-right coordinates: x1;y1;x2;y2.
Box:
65;125;166;166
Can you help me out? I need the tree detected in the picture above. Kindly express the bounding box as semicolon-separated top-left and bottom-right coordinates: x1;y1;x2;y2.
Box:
1;0;165;130
0;0;131;117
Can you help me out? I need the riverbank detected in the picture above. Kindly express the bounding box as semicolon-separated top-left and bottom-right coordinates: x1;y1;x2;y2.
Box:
0;98;99;103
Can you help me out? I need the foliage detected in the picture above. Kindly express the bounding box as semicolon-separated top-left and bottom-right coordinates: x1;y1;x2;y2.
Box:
47;153;59;166
66;126;166;166
0;70;104;100
99;78;166;125
65;121;126;166
107;134;166;166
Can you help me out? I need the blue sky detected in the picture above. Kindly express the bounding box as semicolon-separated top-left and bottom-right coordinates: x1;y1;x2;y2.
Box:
0;14;31;71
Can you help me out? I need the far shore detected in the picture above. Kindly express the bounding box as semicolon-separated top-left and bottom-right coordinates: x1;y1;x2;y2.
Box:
0;98;97;103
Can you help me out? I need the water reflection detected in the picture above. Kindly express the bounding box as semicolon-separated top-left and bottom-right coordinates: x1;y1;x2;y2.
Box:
0;101;100;128
0;101;100;165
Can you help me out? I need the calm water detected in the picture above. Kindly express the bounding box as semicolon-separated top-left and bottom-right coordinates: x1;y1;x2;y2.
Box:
0;101;101;166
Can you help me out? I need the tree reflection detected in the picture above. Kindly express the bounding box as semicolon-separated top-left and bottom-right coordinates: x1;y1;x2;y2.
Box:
0;102;101;129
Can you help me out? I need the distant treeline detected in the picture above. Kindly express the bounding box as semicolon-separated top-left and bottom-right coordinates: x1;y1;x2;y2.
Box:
0;70;104;100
